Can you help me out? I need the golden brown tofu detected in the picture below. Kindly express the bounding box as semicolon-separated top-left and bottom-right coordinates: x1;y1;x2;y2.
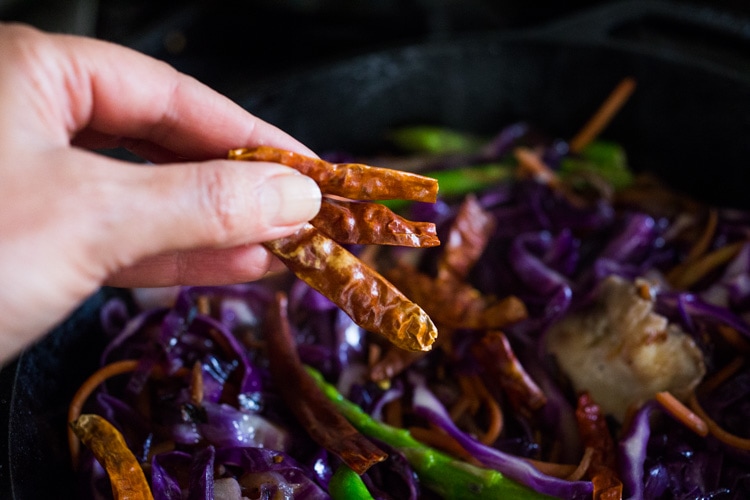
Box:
545;276;705;421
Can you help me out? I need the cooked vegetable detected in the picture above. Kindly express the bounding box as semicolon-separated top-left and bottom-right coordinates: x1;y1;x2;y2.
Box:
70;414;153;500
545;275;706;421
229;146;439;202
68;359;139;468
265;291;387;474
387;125;486;155
72;77;750;499
328;464;375;500
472;330;547;417
568;77;636;154
574;393;622;500
230;146;440;353
306;366;554;499
311;198;440;247
264;223;438;352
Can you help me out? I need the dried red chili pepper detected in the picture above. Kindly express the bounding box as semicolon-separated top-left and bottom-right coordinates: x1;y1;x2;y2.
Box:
385;263;527;330
265;291;387;474
575;392;623;500
369;347;426;383
471;331;547;417
70;413;154;500
264;224;438;352
311;198;439;247
230;147;440;352
437;194;496;282
229;146;439;202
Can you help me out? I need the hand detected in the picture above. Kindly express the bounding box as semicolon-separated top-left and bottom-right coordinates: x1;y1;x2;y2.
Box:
0;23;322;361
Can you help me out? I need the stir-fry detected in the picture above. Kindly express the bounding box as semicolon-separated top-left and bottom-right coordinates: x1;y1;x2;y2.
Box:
69;79;750;499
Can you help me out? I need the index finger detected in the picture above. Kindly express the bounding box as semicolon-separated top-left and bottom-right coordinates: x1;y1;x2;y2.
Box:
1;23;312;159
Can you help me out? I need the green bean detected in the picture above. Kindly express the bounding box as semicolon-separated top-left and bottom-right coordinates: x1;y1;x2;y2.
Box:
306;366;553;499
328;464;375;500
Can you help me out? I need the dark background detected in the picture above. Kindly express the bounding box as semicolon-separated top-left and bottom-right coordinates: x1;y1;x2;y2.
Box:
2;0;750;497
2;0;750;96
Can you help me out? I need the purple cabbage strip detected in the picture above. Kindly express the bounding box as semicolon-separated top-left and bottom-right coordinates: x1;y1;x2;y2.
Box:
93;392;151;458
701;242;750;311
480;121;530;159
509;231;574;298
290;280;337;313
656;290;750;339
99;296;132;339
187;445;215;500
151;451;192;500
509;231;575;325
198;401;291;451
598;213;657;263
409;375;593;499
361;439;421;500
618;400;660;500
192;314;262;394
215;447;331;500
100;306;168;365
152;286;263;396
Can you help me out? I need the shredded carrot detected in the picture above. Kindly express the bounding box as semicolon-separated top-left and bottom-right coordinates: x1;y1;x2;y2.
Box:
636;281;653;301
566;447;596;482
383;397;403;428
569;77;637;154
668;241;745;290
190;361;204;406
447;374;503;444
196;295;211;315
546;437;564;464
449;396;472;423
523;456;579;480
655;391;708;437
514;147;561;188
367;343;381;368
470;374;504;445
450;374;480;421
685;208;719;263
688;392;750;450
716;325;750;354
698;356;745;395
68;359;140;468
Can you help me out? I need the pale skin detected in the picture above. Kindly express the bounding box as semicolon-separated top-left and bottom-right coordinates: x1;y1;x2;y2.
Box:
0;23;323;361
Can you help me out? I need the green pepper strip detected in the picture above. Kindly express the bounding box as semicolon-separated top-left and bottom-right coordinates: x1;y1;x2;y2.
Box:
329;464;375;500
559;140;633;190
383;162;513;212
306;366;552;500
387;126;487;155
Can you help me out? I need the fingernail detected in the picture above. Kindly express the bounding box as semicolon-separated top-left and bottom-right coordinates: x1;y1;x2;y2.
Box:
262;174;321;226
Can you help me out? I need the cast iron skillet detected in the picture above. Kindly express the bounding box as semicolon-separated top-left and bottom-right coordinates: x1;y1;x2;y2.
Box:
3;1;750;497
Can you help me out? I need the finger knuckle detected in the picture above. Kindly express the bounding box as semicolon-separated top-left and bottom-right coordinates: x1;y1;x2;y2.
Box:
194;164;242;244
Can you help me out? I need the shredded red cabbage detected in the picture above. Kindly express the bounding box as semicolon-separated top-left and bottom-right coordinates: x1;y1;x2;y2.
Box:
75;122;750;499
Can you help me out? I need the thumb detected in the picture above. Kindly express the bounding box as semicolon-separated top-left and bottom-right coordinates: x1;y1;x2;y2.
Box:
88;154;322;277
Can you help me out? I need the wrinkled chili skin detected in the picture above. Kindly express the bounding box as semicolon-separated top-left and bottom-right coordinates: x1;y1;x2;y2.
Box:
437;194;496;281
264;224;438;352
369;347;425;383
575;392;623;500
472;331;547;416
386;263;527;330
265;292;388;474
229;146;438;202
70;414;154;500
312;198;440;247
